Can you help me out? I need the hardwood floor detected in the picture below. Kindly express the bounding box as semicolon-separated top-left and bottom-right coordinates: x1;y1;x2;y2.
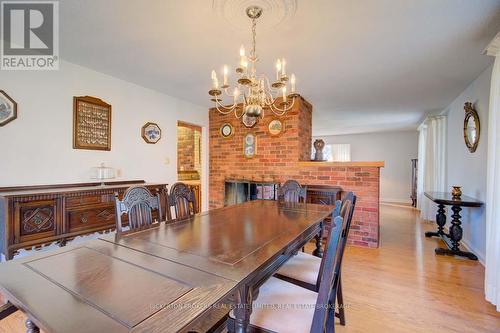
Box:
1;203;499;332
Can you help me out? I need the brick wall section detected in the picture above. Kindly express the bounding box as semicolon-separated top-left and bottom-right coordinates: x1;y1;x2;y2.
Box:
209;97;380;248
177;126;195;171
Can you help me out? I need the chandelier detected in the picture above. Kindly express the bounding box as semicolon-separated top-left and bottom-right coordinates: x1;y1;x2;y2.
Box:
208;5;299;125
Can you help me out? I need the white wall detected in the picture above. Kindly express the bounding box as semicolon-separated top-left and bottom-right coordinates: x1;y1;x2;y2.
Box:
315;131;418;203
0;60;209;211
445;65;492;263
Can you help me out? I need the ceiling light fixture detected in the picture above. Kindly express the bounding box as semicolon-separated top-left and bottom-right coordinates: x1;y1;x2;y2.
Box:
208;5;299;125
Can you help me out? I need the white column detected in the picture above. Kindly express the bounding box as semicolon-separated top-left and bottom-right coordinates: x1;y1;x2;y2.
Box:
485;32;500;312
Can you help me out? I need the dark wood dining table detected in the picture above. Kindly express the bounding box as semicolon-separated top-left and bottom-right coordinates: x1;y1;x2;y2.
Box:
0;200;334;333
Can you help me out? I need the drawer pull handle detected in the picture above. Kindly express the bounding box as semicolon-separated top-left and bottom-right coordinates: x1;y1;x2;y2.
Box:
80;216;88;224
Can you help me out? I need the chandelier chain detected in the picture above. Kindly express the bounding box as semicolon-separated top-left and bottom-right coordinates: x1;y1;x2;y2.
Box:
251;17;257;59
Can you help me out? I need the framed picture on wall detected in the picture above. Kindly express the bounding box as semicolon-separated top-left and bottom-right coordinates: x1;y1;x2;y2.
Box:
73;96;112;150
141;122;162;144
243;133;257;158
242;114;258;128
220;123;234;138
0;90;17;127
268;118;284;136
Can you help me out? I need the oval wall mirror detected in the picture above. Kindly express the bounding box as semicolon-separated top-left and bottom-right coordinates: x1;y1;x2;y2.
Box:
463;102;480;153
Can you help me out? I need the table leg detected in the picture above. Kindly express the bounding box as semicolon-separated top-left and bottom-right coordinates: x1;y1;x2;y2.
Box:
231;286;253;333
312;220;324;258
26;319;40;333
434;205;478;260
425;203;446;238
449;205;463;251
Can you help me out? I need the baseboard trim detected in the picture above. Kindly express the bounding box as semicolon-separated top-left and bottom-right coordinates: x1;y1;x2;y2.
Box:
380;198;413;204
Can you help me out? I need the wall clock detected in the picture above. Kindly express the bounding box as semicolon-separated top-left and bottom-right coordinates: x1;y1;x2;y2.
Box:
141;122;162;144
220;123;234;138
242;114;258;128
243;133;257;158
268;119;284;136
0;90;17;127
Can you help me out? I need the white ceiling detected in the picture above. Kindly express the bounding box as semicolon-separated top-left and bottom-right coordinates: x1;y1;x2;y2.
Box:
59;0;500;136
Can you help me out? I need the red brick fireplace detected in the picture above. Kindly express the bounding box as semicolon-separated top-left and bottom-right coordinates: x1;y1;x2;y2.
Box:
209;97;383;248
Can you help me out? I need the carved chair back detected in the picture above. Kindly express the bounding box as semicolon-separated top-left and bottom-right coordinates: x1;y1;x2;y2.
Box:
114;186;162;235
278;180;307;203
167;182;197;221
316;192;356;290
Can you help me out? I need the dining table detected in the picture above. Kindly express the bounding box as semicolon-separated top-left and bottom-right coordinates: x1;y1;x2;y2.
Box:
0;200;334;333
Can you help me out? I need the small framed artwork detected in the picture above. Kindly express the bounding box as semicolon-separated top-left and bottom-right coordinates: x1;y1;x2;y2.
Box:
141;122;162;144
73;96;112;151
220;123;234;138
242;113;258;128
268;118;284;136
0;90;17;127
243;133;257;158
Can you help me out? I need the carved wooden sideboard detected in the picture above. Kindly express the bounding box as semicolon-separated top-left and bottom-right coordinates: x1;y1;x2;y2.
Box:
0;180;167;260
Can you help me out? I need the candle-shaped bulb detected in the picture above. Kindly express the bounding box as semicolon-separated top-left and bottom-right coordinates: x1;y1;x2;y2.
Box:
223;65;228;85
240;45;245;57
282;86;287;103
276;59;282;80
281;58;286;76
291;73;296;92
211;70;218;88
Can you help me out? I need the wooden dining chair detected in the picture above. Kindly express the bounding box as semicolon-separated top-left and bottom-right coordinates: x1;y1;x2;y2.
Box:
278;179;307;203
114;186;162;235
274;191;356;326
167;182;197;221
0;301;17;321
228;213;347;333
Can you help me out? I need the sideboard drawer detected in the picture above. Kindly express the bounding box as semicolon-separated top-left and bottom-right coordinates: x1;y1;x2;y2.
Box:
14;199;59;243
66;195;102;208
67;207;115;233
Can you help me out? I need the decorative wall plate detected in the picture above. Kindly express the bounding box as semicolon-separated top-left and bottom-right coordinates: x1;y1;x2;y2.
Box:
268;118;284;136
142;122;162;144
243;133;257;158
220;123;234;138
242;114;258;128
0;90;17;127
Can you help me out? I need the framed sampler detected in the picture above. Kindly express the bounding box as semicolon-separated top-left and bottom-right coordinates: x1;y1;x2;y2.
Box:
73;96;112;151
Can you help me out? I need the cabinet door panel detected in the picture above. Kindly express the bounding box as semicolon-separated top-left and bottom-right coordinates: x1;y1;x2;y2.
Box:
14;200;58;243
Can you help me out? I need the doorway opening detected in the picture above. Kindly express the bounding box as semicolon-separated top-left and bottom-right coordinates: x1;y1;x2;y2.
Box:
177;121;202;213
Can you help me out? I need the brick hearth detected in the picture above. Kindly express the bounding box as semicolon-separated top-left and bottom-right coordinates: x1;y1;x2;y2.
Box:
209;97;382;248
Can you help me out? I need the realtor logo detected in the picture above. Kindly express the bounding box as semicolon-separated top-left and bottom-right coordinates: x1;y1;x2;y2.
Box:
1;1;59;70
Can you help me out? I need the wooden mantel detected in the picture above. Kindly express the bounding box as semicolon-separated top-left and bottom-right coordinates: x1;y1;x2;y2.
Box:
298;161;385;168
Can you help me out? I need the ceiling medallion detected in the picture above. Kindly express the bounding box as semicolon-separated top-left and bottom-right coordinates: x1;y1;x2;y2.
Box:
212;0;298;32
208;5;299;125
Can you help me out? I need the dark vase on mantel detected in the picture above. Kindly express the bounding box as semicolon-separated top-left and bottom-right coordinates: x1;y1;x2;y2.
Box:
313;139;326;161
